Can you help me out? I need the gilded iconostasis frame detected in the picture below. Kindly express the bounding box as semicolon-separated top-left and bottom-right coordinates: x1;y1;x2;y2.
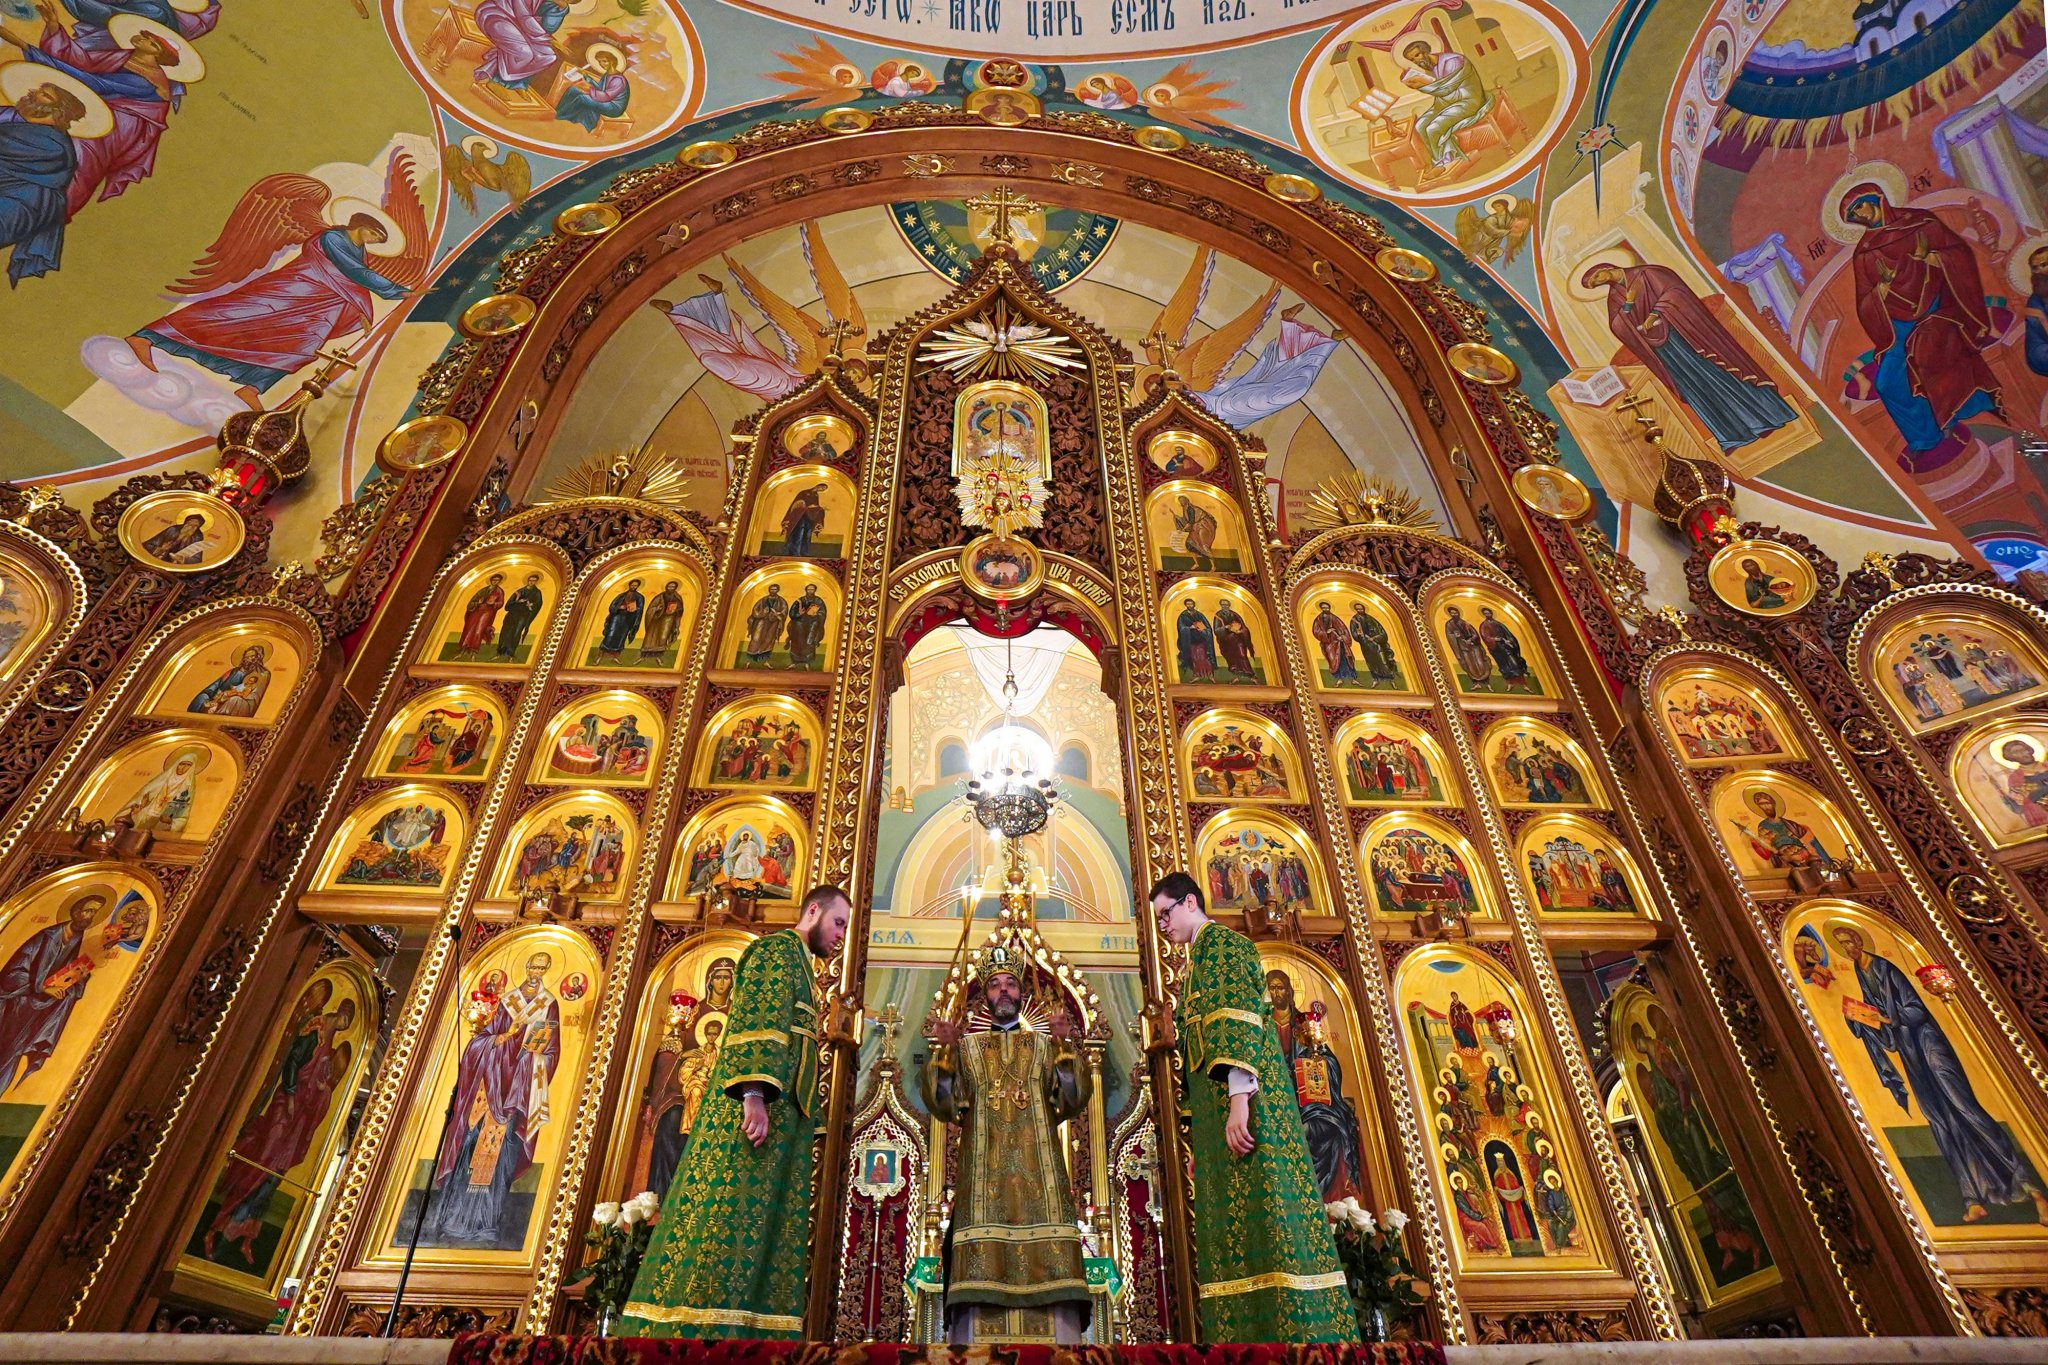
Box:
0;109;2044;1348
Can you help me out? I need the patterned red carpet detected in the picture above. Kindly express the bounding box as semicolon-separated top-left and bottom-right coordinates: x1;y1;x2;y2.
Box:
449;1339;1445;1365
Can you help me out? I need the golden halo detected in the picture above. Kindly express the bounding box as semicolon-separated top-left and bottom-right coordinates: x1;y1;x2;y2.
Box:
325;196;406;257
2007;232;2048;300
0;65;114;138
1821;162;1909;244
582;41;626;69
106;14;206;80
1564;246;1640;301
168;745;212;774
460;133;498;158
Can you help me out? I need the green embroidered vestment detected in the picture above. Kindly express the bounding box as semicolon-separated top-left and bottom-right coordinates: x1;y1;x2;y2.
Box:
1177;921;1356;1342
923;1025;1092;1325
624;929;818;1338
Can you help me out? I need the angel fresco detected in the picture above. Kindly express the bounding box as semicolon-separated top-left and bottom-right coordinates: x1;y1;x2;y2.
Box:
112;154;428;410
1455;195;1535;267
1135;248;1341;428
441;134;529;214
651;222;861;402
0;1;204;219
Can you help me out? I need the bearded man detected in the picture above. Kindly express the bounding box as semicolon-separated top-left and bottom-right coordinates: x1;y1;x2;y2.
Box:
623;886;852;1338
922;945;1092;1344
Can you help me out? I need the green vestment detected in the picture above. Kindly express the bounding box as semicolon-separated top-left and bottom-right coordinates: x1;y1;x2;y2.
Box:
1177;921;1356;1342
923;1024;1091;1336
624;929;818;1338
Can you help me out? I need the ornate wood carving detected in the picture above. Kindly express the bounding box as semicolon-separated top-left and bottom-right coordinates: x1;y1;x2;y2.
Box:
258;781;323;884
1789;1127;1874;1267
336;1303;519;1337
1962;1286;2048;1337
0;569;176;818
60;1106;163;1258
171;923;256;1044
1473;1310;1634;1343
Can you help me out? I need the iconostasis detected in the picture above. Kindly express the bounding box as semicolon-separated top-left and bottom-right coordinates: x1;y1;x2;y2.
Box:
0;46;2044;1334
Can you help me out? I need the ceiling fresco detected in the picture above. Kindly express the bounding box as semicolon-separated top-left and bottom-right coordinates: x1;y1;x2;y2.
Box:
0;0;2040;601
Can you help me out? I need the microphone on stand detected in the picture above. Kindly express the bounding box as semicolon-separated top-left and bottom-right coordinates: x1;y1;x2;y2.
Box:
385;922;485;1338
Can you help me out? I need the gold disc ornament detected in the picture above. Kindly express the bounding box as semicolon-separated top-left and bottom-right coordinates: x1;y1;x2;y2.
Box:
1448;342;1519;386
1134;124;1187;153
1708;538;1818;618
678;139;736;169
118;489;246;574
820;106;872;134
553;201;621;237
460;292;537;338
1374;246;1438;282
960;533;1044;604
378;413;470;474
1511;464;1592;520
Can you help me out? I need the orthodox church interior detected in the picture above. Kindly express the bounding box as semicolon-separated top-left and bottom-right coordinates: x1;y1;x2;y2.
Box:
0;0;2045;1354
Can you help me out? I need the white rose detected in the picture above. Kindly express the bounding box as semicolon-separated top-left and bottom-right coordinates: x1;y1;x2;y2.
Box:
1382;1209;1409;1233
620;1202;645;1226
1340;1196;1364;1216
1324;1201;1345;1220
1351;1207;1376;1233
592;1202;621;1227
628;1192;661;1219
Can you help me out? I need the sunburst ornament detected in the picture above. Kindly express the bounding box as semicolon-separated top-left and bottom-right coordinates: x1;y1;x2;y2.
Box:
1301;471;1439;534
955;447;1048;536
918;297;1085;383
544;449;691;508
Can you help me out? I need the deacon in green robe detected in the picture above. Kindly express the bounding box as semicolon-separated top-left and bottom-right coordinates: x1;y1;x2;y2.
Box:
623;886;851;1338
1149;872;1357;1343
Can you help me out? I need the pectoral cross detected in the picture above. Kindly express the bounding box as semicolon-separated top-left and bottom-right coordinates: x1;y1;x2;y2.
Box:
965;185;1040;250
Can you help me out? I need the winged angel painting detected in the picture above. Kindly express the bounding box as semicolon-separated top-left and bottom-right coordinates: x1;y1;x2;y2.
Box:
1134;247;1343;429
650;221;863;402
83;147;431;418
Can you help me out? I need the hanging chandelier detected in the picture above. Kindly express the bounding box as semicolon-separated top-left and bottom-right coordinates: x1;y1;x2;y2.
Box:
964;626;1059;838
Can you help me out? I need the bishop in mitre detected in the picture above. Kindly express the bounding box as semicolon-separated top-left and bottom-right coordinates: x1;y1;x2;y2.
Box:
921;944;1093;1343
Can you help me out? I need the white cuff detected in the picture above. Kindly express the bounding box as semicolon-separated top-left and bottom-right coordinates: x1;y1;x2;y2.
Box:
1225;1066;1259;1097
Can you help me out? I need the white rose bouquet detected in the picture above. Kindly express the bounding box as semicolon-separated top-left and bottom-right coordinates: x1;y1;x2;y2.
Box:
1323;1198;1426;1340
566;1189;661;1333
